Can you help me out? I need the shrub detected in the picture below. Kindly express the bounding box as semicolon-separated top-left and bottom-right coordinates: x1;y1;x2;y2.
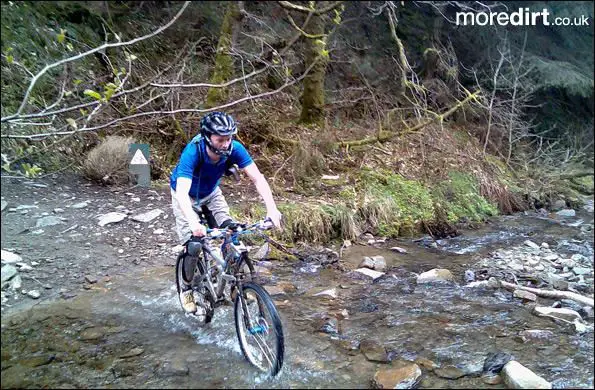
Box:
83;136;135;184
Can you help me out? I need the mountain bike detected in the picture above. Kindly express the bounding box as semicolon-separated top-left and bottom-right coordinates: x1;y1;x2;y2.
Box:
175;216;285;376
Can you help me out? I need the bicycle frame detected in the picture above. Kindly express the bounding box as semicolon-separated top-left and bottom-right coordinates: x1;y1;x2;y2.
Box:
190;222;266;307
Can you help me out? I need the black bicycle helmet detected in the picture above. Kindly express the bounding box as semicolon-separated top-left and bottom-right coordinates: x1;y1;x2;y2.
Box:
200;112;237;156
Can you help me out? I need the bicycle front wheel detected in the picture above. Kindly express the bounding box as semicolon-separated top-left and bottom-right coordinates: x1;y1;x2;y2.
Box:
234;282;285;376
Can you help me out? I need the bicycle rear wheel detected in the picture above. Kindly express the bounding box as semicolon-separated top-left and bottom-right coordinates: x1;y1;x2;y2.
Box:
175;252;215;324
234;282;284;376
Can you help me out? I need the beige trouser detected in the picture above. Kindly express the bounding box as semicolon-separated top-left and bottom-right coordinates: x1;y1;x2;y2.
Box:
171;186;232;244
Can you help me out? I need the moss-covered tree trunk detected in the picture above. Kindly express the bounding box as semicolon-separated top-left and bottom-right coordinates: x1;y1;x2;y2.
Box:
299;13;326;126
205;2;243;108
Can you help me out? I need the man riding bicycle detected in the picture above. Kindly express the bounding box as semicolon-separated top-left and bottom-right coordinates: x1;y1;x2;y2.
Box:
170;111;282;314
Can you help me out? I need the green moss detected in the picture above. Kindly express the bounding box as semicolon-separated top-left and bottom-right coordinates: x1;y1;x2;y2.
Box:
433;171;498;223
357;169;435;237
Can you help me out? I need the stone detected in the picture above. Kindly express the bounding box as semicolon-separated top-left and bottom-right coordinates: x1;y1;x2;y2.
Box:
483;352;514;374
555;209;576;218
435;365;466;379
573;267;592;275
71;201;89;209
313;288;337;299
482;374;503;385
513;289;537;302
390;246;407;253
533;306;582;323
524;240;540;250
36;216;64;227
26;290;41;299
131;209;163;223
1;250;22;264
1;265;18;284
80;327;105;341
354;268;385;280
417;268;454;283
97;212;127;227
464;270;475;282
502;360;551;389
119;347;144;359
373;364;422;389
10;274;22;290
518;330;555;342
264;285;286;296
360;339;389;363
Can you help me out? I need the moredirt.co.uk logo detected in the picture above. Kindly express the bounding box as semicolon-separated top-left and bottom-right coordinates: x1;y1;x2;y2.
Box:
456;8;591;26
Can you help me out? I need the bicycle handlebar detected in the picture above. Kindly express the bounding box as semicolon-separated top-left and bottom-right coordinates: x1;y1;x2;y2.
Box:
190;218;274;241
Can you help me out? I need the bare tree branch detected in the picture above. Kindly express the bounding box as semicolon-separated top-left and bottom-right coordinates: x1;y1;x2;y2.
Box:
278;1;344;15
2;1;190;122
2;57;321;140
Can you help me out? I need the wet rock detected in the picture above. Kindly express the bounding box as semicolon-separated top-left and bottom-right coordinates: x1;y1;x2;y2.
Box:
556;209;576;218
26;290;40;299
36;216;64;227
159;356;189;376
80;327;105;341
84;275;98;284
119;347;144;359
390;246;407;253
264;285;286;296
354;268;385;280
131;209;163;223
318;317;339;335
484;351;514;374
533;306;582;323
313;288;337;299
1;250;22;264
111;359;140;377
17;263;33;272
518;330;555;342
524;240;540;250
19;354;55;367
373;364;421;389
338;339;360;355
482;373;503;385
573;267;592;275
414;357;438;370
513;289;537;302
71;201;89;209
543;253;559;261
435;365;467;379
359;256;387;271
416;268;454;284
97;212;127;227
1;264;18;284
1;199;7;212
502;360;552;389
360;339;389;363
10;274;22;290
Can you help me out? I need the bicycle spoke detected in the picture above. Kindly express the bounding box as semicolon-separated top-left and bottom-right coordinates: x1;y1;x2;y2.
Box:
251;330;276;369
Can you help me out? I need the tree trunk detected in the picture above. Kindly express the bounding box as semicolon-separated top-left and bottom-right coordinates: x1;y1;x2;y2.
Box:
298;12;326;125
206;1;243;108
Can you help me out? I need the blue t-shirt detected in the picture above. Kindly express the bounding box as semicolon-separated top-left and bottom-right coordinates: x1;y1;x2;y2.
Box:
170;135;253;199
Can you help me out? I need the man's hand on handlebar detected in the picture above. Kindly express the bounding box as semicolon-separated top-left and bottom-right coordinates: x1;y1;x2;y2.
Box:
192;224;207;237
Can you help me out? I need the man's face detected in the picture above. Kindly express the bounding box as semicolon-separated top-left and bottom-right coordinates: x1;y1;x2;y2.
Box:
210;134;233;151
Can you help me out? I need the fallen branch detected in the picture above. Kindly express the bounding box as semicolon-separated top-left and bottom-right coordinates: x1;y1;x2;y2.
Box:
496;278;594;307
268;90;481;148
551;171;594;180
